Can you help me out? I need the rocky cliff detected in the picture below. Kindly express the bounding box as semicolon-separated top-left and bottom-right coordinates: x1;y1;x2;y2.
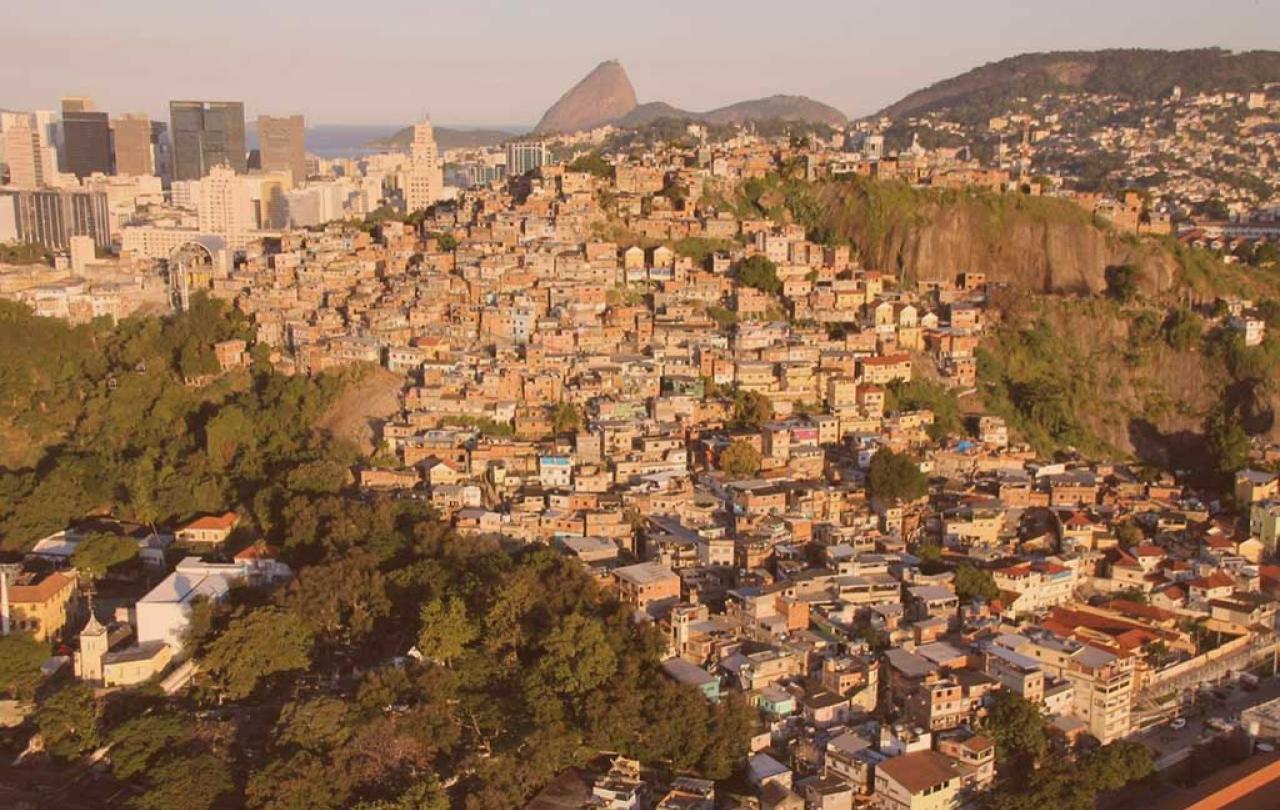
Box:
818;181;1179;295
534;60;639;135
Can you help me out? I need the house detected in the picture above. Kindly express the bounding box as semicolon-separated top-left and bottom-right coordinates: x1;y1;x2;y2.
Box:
2;569;80;641
175;512;239;546
1236;469;1279;505
873;749;965;810
661;657;720;702
613;562;681;614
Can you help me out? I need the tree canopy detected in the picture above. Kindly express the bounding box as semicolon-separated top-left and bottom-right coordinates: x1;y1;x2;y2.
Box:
866;448;928;503
736;255;781;293
720;440;762;477
70;532;139;580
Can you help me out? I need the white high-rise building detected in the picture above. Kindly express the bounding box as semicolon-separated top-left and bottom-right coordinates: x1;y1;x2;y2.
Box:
197;165;253;247
4;123;44;189
404;119;443;212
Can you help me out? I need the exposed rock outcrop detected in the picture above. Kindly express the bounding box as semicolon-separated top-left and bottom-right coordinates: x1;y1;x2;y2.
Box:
534;60;638;135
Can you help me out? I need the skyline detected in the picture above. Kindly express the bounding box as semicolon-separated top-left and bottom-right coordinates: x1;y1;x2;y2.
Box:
3;0;1279;127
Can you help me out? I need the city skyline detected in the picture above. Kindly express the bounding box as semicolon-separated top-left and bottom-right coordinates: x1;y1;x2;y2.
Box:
3;0;1279;126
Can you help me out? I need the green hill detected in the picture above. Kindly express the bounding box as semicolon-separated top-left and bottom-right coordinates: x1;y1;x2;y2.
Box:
878;48;1280;123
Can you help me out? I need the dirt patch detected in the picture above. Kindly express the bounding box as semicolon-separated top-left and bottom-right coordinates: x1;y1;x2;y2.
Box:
313;367;404;455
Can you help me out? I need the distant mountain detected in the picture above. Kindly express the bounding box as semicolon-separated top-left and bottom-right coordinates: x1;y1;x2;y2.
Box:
620;95;846;128
533;61;847;134
534;60;639;135
369;126;520;152
877;48;1280;122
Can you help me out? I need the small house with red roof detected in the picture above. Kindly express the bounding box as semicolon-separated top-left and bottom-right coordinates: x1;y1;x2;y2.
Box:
175;512;239;546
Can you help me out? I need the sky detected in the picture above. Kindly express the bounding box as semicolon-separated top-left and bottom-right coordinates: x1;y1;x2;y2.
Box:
3;0;1279;128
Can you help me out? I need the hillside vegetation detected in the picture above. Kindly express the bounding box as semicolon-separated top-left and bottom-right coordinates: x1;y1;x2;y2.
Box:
0;296;361;550
878;48;1280;122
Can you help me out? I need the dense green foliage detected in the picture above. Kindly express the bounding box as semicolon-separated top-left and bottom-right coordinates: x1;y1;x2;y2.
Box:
0;633;47;699
0;242;53;265
986;740;1153;810
730;389;773;430
866;448;927;504
70;532;139;580
0;296;357;551
720;440;762;477
983;691;1047;772
976;317;1094;454
885;379;964;440
954;563;999;603
736;255;781;294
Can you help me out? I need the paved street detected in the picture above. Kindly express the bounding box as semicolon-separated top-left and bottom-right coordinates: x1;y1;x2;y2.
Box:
1132;675;1280;765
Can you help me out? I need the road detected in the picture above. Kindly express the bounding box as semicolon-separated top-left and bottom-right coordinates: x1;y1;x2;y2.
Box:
1131;675;1280;766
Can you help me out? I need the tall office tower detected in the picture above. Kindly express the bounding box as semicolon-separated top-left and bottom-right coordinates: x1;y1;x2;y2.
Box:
33;110;61;182
404;119;442;212
0;188;112;251
506;141;548;176
61;97;113;178
257;115;306;187
197;165;253;245
111;114;154;177
151;122;173;185
170;100;247;181
4;123;44;188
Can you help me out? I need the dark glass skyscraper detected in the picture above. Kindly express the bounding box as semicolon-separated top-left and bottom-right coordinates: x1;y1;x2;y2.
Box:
169;100;247;181
61;97;113;178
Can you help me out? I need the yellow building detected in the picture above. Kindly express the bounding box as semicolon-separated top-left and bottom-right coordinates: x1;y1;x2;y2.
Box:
4;570;79;642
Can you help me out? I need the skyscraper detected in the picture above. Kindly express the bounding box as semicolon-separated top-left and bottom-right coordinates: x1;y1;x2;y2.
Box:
170;100;246;181
61;97;112;178
111;113;154;177
506;141;549;176
257;115;306;187
404;120;442;213
4;121;44;189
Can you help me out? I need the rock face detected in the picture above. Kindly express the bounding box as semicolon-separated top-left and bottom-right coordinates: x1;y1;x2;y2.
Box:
884;204;1179;295
534;60;638;135
817;183;1178;296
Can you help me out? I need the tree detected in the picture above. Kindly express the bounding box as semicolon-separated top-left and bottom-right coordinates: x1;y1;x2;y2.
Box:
202;607;315;700
1164;308;1202;351
736;255;781;293
272;696;354;753
132;753;236;810
417;596;477;664
70;532;139;581
34;682;101;760
720;440;762;477
568;151;611;178
436;232;458;252
1105;264;1141;303
108;713;190;780
551;402;580;435
0;632;46;698
1115;521;1143;548
1204;403;1250;479
866;448;927;504
984;690;1046;772
730;389;773;430
351;779;449;810
533;613;617;697
953;563;998;603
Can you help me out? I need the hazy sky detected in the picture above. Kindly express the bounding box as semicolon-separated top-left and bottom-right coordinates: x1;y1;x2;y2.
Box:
4;0;1278;127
